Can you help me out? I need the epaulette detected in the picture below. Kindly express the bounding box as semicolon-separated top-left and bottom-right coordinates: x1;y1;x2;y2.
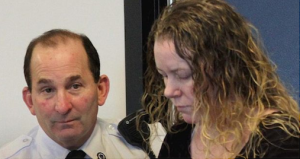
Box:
0;135;32;158
106;122;120;137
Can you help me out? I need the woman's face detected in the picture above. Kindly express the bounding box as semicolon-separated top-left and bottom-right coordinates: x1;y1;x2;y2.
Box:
154;39;195;124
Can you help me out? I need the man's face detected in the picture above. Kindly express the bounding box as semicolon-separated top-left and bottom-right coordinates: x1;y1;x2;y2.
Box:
22;39;108;149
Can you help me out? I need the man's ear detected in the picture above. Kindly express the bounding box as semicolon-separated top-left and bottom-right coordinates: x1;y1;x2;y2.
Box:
22;87;36;115
97;75;110;106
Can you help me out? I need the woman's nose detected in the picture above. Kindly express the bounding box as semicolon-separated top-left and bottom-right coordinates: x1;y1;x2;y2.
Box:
164;79;181;99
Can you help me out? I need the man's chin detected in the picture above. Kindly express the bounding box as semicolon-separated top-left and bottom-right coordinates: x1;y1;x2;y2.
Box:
54;128;83;141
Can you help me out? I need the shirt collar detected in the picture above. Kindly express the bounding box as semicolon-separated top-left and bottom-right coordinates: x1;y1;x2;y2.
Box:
35;118;120;159
36;126;69;158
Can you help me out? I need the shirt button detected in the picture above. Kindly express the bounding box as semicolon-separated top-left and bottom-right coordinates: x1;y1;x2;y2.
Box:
109;125;115;130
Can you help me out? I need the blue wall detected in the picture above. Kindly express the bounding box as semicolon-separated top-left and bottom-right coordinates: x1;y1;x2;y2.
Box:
226;0;299;101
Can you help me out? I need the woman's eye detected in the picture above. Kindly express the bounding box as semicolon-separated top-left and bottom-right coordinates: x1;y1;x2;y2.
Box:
161;74;167;79
181;74;192;79
157;72;167;79
176;73;191;79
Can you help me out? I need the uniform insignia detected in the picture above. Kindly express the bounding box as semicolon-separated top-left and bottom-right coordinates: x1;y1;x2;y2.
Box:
97;152;106;159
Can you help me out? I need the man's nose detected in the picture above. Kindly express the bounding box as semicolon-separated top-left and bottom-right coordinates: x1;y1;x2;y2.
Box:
164;79;181;99
55;90;72;114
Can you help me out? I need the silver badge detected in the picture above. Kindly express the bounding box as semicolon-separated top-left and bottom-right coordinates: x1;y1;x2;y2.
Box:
97;152;106;159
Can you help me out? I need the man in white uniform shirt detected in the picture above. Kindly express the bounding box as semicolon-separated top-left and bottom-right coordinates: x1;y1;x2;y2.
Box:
0;29;158;159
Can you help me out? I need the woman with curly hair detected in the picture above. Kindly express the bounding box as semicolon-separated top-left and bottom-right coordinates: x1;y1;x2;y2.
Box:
140;0;300;158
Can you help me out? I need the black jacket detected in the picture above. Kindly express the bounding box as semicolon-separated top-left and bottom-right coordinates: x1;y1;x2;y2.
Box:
158;114;299;159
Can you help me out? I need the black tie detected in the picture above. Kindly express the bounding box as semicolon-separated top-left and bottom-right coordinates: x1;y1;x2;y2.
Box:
65;150;86;159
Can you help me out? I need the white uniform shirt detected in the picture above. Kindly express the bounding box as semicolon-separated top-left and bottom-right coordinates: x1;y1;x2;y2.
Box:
0;118;164;159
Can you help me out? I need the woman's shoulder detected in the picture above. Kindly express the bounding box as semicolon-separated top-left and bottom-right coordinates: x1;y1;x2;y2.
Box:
163;122;193;145
158;122;193;159
258;111;299;135
250;111;299;158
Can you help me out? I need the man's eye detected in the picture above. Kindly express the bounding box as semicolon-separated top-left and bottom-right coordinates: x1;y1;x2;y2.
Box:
72;84;81;89
43;88;53;93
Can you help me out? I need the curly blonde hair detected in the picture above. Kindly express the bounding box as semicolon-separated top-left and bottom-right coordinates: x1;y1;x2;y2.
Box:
141;0;299;158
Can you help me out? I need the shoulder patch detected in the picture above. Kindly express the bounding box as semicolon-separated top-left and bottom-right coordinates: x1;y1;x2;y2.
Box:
0;135;32;158
98;118;120;137
106;123;120;137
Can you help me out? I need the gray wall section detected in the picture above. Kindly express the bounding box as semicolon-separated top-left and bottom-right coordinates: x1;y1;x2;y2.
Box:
225;0;299;101
125;0;167;115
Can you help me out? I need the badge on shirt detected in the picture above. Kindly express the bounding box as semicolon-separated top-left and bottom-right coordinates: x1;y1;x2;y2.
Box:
97;152;106;159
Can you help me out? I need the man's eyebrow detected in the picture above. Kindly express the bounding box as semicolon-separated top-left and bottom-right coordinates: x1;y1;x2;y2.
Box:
68;75;82;82
37;78;53;85
36;75;81;85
